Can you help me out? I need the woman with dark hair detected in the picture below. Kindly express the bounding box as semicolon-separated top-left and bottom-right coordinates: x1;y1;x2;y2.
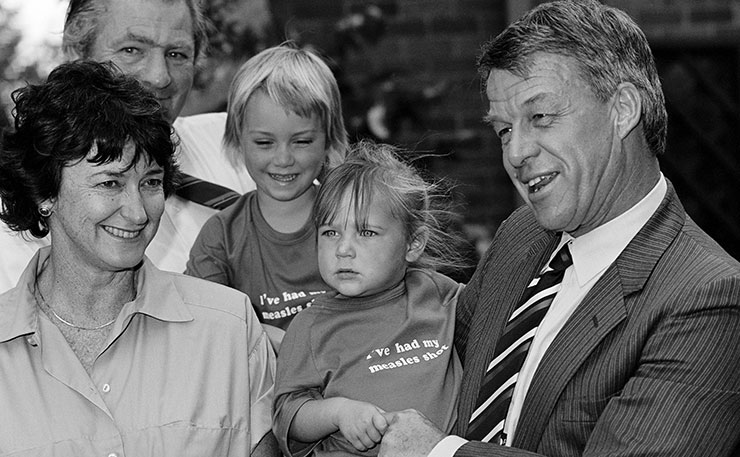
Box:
0;60;277;456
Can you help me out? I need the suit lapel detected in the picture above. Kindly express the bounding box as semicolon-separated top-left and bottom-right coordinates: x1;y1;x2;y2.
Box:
513;267;627;448
512;180;686;449
456;223;558;433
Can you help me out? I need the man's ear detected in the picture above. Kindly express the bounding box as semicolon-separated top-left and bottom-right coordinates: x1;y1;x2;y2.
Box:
613;82;642;139
405;228;428;263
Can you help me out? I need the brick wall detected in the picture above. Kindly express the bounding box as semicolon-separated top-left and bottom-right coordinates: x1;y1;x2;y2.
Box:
277;0;510;240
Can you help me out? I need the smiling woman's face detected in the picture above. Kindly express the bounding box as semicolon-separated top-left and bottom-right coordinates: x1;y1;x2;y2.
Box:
45;141;165;273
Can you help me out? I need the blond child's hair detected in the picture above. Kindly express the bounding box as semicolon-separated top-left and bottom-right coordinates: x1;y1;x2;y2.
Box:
223;43;348;170
314;140;469;272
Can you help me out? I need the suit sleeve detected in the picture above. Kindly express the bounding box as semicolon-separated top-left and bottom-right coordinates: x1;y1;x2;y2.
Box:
455;249;490;365
455;216;516;365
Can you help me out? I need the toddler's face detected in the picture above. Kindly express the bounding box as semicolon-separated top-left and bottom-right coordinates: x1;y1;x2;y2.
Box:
317;192;421;298
241;89;327;206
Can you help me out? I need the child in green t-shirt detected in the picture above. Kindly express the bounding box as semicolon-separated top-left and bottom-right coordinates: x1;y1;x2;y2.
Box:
186;44;348;349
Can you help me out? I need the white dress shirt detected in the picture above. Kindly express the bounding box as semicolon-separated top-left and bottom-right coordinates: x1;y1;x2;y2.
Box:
430;175;667;456
147;112;255;273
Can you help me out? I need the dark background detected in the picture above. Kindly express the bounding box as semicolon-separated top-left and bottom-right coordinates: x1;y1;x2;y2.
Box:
2;0;738;264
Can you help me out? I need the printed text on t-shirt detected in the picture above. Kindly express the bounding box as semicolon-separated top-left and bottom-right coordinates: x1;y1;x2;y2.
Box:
365;338;450;374
259;290;325;321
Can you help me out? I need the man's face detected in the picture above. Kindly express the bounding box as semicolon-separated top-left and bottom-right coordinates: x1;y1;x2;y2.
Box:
90;0;195;123
485;52;634;236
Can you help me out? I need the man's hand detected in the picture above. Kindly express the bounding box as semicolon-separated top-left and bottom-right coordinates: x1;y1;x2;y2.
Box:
379;409;446;457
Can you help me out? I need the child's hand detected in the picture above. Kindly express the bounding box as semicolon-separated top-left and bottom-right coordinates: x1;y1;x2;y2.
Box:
334;399;389;452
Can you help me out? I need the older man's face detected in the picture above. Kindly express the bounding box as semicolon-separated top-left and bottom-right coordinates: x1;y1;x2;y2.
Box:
90;0;195;123
485;52;629;237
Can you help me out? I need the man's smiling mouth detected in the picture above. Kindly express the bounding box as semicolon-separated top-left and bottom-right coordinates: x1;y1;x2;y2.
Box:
527;172;558;193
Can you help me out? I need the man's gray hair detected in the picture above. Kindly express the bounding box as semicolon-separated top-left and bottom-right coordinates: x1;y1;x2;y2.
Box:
478;0;667;156
62;0;210;64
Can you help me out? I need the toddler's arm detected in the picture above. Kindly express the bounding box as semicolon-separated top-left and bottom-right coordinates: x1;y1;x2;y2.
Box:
291;397;389;452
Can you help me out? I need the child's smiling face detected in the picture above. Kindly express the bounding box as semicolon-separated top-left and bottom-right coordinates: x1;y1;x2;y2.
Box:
241;89;327;207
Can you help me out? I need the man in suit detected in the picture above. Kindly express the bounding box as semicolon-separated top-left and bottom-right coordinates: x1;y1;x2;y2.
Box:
379;1;740;456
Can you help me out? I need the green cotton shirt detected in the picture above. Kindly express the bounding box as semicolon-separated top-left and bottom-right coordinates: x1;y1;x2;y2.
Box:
185;190;329;330
0;247;276;457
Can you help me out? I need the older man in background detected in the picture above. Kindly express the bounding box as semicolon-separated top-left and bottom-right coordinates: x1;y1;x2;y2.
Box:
0;0;256;291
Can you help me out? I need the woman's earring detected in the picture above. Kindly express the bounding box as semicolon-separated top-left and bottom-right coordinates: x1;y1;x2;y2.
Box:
38;206;52;217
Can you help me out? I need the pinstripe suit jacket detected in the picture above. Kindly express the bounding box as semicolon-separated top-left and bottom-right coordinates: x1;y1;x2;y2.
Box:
451;182;740;457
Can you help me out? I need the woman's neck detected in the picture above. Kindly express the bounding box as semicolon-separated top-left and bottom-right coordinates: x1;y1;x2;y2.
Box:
39;255;136;322
257;185;317;233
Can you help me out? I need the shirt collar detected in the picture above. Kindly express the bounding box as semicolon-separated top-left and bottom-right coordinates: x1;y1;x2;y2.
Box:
0;248;193;345
560;174;667;287
119;257;194;324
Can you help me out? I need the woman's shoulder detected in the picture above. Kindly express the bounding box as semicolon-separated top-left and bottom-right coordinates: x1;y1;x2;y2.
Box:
152;267;254;320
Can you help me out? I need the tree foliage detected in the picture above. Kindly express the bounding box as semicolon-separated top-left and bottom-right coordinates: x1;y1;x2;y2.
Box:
0;1;64;129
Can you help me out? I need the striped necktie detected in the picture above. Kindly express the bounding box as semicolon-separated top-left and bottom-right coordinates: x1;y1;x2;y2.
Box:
175;173;241;210
467;244;573;445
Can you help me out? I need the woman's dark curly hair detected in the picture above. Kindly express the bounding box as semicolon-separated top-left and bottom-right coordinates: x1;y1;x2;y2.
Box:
0;60;178;238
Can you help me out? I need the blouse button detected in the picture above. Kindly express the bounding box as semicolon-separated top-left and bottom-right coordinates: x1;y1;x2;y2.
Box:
102;383;111;393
